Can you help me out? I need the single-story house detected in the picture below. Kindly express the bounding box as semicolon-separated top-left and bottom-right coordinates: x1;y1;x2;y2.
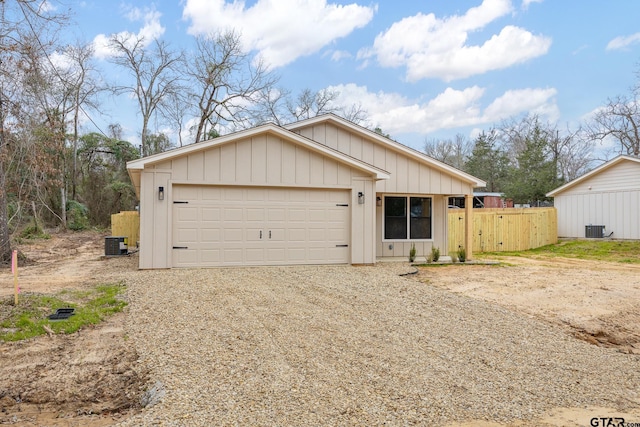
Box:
127;114;486;268
546;155;640;239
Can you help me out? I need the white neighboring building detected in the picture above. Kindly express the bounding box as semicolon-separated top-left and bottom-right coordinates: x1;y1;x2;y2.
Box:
546;155;640;239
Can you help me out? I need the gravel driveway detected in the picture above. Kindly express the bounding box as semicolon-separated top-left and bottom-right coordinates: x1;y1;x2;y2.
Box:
117;264;640;426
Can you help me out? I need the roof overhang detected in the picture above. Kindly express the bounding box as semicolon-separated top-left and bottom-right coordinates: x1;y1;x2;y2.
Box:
127;123;391;198
285;114;487;189
546;155;640;197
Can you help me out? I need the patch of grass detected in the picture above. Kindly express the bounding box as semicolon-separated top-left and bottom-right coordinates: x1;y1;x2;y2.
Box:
481;240;640;264
0;283;127;342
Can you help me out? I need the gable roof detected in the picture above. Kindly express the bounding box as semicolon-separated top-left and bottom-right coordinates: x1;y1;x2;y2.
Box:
285;114;487;188
546;155;640;197
127;123;391;196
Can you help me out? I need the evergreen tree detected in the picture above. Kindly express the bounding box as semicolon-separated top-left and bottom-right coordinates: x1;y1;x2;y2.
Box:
464;130;509;192
504;123;560;205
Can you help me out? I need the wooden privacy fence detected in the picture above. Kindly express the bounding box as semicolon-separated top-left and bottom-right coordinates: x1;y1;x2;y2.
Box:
448;208;557;254
111;211;140;247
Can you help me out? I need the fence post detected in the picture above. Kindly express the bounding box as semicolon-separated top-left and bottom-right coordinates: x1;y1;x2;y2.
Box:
465;194;474;261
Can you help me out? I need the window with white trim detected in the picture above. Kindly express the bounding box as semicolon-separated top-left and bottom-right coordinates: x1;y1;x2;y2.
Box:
384;196;432;240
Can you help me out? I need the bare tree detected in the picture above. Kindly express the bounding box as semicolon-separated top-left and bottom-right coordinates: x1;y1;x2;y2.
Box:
499;115;594;193
109;35;184;156
250;87;290;126
0;0;68;263
186;31;277;143
588;93;640;157
163;91;190;147
423;133;472;170
58;42;103;200
550;126;594;182
253;86;368;127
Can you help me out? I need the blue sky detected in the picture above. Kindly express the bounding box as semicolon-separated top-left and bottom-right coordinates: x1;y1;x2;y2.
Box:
66;0;640;151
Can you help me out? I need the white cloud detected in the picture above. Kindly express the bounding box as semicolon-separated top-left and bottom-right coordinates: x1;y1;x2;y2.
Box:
92;7;165;60
182;0;376;68
606;33;640;51
327;83;558;135
39;1;57;12
363;0;551;82
330;50;352;62
49;50;73;70
483;87;558;122
521;0;543;9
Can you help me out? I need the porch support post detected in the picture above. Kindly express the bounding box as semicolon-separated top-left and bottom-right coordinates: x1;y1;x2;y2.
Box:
465;194;474;261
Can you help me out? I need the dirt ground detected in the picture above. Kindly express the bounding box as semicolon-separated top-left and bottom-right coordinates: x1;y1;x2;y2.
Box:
0;231;639;426
416;256;640;354
0;232;146;426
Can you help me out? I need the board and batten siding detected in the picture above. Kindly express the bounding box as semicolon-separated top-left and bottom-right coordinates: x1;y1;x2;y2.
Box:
555;191;640;239
137;132;378;268
553;159;640;239
294;122;473;257
561;160;640;193
294;122;473;195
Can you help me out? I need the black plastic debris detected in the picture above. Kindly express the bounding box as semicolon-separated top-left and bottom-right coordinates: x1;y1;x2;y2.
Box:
48;308;76;321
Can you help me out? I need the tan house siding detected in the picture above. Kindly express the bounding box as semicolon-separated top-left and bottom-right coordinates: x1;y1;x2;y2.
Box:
130;116;485;269
139;170;171;269
293;122;474;258
137;132;378;268
292;122;473;195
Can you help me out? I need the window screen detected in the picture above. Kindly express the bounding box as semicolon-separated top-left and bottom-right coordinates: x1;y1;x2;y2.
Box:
384;196;407;239
384;196;432;240
410;197;431;239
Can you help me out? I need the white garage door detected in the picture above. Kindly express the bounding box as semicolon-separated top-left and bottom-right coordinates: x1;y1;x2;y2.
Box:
172;185;351;267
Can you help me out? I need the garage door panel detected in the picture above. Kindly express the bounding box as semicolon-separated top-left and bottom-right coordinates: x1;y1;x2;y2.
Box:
173;186;350;267
288;229;306;241
200;229;221;242
246;248;265;262
327;228;346;241
177;228;199;244
286;248;306;260
268;208;286;221
327;208;348;221
288;209;306;222
287;191;307;202
308;209;326;221
201;187;221;201
176;206;198;221
224;208;243;220
245;228;264;242
222;249;243;263
200;249;221;263
173;249;199;265
201;207;221;221
224;228;244;241
308;229;326;241
224;188;244;201
246;208;265;222
266;248;286;261
246;189;267;201
174;186;199;200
